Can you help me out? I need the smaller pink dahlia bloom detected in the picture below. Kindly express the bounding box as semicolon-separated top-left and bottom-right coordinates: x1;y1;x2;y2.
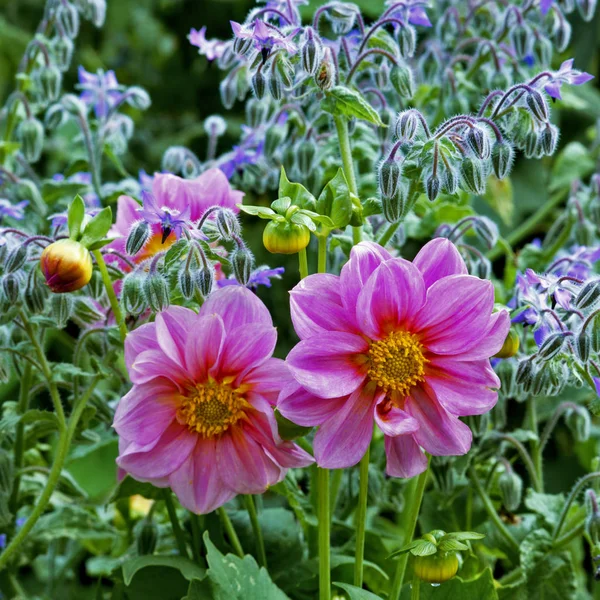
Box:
114;286;312;514
278;239;510;478
107;169;244;264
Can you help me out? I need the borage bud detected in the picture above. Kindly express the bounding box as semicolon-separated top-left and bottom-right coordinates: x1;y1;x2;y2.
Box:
40;239;93;293
460;158;486;195
526;90;548;122
18;118;45;163
382;184;408;223
576;330;591;362
263;220;310;254
531;367;551;396
61;93;86;115
565;406;591;442
125;87;151;111
219;76;237;110
36;66;62;103
301;27;321;74
246;98;269;128
441;167;459;195
577;0;597;21
52;36;74;72
510;23;531;59
473;216;499;249
216;209;240;241
377;62;391;89
126;221;151;256
121;272;145;315
178;267;196;300
137;520;158;556
532;35;553;66
397;25;417;58
538;331;567;360
45;104;67;130
50;293;74;328
275;55;294;88
315;47;336;91
162;146;186;173
494;328;520;358
143;273;170;312
327;4;356;35
515;359;535;387
24;276;48;314
378;158;402;200
81;0;106;27
268;72;283;101
395;110;419;141
296;139;317;177
231;247;254;286
586;489;600;543
554;18;572;52
466;125;490;160
491;140;514;180
73;297;104;325
498;468;523;512
196;267;214;297
182;156;200;179
2;274;21;304
540;123;559;156
57;1;80;38
575;280;600;309
5;245;28;273
390;65;414;98
265;125;288;158
252;69;267;100
426;174;440;202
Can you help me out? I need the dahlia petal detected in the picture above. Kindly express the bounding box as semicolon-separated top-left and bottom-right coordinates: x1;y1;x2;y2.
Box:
155;307;199;368
243;358;292;405
113;379;180;445
340;241;392;316
427;357;499;416
124;322;156;372
216;323;277;381
455;310;511;360
313;384;379;469
184;314;226;381
413;238;468;289
169;438;237;515
200;286;272;331
414;275;495;355
406;386;472;456
374;400;419;437
356;258;426;339
277;381;346;427
286;332;369;399
217;427;284;494
117;421;197;480
290;273;356;339
129;349;189;387
385;434;428;478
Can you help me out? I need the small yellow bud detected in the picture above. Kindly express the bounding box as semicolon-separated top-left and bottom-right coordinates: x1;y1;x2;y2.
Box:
263;220;310;255
40;239;93;293
494;328;520;359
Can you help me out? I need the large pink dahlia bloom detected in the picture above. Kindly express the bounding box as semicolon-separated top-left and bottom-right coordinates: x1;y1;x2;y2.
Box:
278;239;510;478
114;286;313;514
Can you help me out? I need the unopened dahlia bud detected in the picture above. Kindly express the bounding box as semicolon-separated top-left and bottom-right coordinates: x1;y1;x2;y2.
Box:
5;245;28;274
540;123;559;156
460;158;486;195
397;25;417;58
178;267;196;300
18;118;45;163
137;520;158;556
565;406;591;442
575;280;600;309
50;293;74;328
466;125;491;160
125;87;151;111
498;468;523;512
315;47;336;91
121;272;145;315
216;209;240;241
143;273;170;312
526;90;549;122
494;328;520;358
390;65;414;98
413;552;459;584
491;141;514;180
263;220;310;255
52;36;74;72
379;158;402;200
301;27;321;74
2;274;21;304
126;221;151;256
231;247;254;286
57;1;80;38
196;267;214;297
36;65;62;103
40;239;93;293
395;111;419;141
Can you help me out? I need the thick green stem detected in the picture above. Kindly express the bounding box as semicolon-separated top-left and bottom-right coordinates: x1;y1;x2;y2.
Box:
553;472;600;541
329;469;343;521
378;221;401;247
244;495;267;568
190;514;203;562
218;506;244;558
317;467;331;600
93;250;127;343
164;491;189;558
354;447;370;588
298;247;309;279
468;466;519;554
390;458;430;600
9;362;32;516
317;236;327;274
411;575;421;600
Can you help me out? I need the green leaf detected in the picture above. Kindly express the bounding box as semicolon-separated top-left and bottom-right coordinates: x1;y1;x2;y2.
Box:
80;206;113;248
104;144;133;178
68;195;86;240
550;141;595;193
238;204;277;219
278;167;317;210
290;211;317;232
108;475;164;503
271;472;317;533
333;582;383;599
437;539;469;552
271;197;292;214
20;409;60;430
183;579;213;600
443;532;486;541
87;238;113;251
122;555;206;586
275;409;313;440
204;532;289;599
322;86;385;126
523;491;585;531
410;540;437;556
484;175;513;226
316;169;352;229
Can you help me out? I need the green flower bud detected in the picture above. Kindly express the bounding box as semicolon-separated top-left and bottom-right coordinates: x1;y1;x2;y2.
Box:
143;273;170;312
196;267;214;297
390;65;414;98
577;0;597;21
231;248;254;286
219;76;237;110
538;332;566;360
394;110;419;141
382;184;408;223
441;166;459;194
216;209;240;241
460;157;486;195
575;280;600;310
575;330;591;363
565;406;591;442
265;124;288;158
540;123;559;156
50;293;74;328
18;118;45;163
397;25;417;57
137;520;158;556
268;72;283;101
52;36;74;72
301;27;321;74
125;86;151;110
498;469;523;512
24;274;48;314
162;146;186;173
126;221;151;256
252;69;267;100
246;98;269;128
2;274;21;304
426;174;440;202
296;139;317;177
57;1;80;38
413;553;459;584
491;141;514;179
586;489;600;543
5;244;28;273
45;104;67;130
378;158;402;200
554;17;572;52
36;66;63;103
178;267;196;300
515;359;535;386
263;220;310;255
121;272;145;315
510;23;531;58
466;125;491;160
532;35;553;66
526;90;549;122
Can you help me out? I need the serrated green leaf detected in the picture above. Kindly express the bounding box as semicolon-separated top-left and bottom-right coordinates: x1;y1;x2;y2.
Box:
68;195;86;241
80;206;113;248
163;238;189;269
322;86;385;126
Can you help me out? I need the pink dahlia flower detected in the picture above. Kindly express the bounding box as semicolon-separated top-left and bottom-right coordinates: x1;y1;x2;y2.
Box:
114;286;313;514
278;239;510;478
107;169;244;264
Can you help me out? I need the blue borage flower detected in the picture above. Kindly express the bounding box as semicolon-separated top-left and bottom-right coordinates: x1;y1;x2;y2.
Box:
188;26;229;61
231;19;299;56
540;59;594;100
0;199;28;221
218;265;285;289
76;66;124;118
137;190;192;243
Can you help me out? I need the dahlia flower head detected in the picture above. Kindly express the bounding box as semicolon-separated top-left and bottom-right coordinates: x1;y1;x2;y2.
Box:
278;239;510;478
114;286;313;514
107;169;243;264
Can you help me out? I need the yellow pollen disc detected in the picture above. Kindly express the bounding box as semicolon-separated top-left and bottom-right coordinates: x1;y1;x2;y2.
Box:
367;331;428;396
176;380;248;438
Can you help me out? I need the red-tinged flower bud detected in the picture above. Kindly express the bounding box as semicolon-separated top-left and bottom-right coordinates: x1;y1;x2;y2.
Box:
494;329;520;359
40;239;93;293
315;47;336;91
413;552;459;584
263;220;310;255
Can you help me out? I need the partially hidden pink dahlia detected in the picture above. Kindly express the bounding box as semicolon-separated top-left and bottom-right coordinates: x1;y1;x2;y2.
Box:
114;286;313;514
278;239;510;478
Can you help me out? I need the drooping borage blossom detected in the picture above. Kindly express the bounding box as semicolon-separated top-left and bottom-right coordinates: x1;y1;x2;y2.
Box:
538;59;594;100
230;19;298;55
106;169;243;264
278;239;510;477
188;26;229;61
77;66;124;118
114;286;313;514
0;199;28;221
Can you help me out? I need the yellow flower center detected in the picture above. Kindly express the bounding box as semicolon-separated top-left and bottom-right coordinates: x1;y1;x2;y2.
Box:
176;380;248;438
135;231;177;264
367;331;428;396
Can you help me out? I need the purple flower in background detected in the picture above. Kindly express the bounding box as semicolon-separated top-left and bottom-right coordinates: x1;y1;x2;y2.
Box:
138;190;191;243
218;266;285;289
259;0;308;25
77;66;124;118
384;0;432;27
231;20;298;55
541;59;594;100
188;26;229;61
0;534;6;550
540;0;554;14
217;126;265;178
0;199;28;221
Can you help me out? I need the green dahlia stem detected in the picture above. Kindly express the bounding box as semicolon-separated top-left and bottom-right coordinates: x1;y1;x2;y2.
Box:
389;457;430;600
164;491;189;558
317;467;331;600
93;250;127;343
354;447;370;588
298;247;309;279
329;469;343;521
317;236;327;274
244;495;267;568
218;506;244;558
411;575;421;600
